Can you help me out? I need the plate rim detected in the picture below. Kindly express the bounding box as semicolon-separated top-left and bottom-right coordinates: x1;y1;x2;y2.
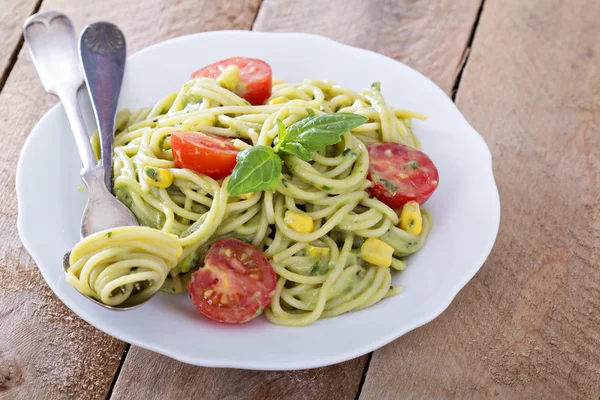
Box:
16;30;501;370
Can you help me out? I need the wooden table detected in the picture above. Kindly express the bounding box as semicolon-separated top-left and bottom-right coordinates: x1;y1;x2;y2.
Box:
1;0;598;398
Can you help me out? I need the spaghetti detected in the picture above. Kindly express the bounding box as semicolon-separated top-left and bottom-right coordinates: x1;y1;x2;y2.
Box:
69;75;433;326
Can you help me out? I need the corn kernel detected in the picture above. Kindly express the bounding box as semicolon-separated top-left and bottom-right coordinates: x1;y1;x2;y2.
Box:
143;166;173;188
233;138;251;150
237;192;254;200
307;245;330;258
361;238;394;267
399;201;422;235
91;130;101;162
269;96;289;105
284;211;314;234
217;65;240;91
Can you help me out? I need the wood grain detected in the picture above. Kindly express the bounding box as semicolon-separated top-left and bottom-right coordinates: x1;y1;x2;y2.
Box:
359;0;600;398
0;1;260;399
254;0;483;94
109;1;484;400
0;0;39;88
112;349;367;400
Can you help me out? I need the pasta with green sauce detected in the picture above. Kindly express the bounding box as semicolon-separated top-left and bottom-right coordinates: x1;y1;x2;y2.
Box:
67;60;437;326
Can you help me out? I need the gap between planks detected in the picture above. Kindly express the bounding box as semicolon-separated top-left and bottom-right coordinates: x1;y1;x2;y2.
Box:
251;0;264;29
104;345;130;400
354;352;373;400
0;0;43;93
451;0;487;100
354;0;487;398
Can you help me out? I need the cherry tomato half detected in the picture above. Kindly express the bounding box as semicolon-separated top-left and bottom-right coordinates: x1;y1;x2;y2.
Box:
367;142;439;208
191;57;272;105
189;238;276;324
171;131;238;179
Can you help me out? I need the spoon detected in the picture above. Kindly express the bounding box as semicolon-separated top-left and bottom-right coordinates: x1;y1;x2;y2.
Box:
79;21;127;193
24;11;142;310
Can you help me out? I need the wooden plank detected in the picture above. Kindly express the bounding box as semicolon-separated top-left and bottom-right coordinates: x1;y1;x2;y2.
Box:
0;1;260;399
0;0;39;88
254;0;483;94
112;349;367;400
359;0;600;398
109;1;483;399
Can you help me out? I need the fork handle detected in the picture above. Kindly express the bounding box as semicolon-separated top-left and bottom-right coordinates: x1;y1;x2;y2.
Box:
57;88;99;174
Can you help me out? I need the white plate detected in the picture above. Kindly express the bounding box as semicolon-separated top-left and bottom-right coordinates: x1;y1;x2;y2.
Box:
17;31;500;370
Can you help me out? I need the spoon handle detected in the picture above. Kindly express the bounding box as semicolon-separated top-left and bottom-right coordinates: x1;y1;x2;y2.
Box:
79;22;127;193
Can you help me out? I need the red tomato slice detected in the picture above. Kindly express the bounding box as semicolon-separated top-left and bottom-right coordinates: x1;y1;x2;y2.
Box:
171;131;238;179
189;238;276;324
367;142;439;208
191;57;272;105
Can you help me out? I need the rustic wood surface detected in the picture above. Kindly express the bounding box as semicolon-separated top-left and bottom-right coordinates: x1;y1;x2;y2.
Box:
0;0;598;399
360;0;600;399
254;0;482;95
0;0;39;89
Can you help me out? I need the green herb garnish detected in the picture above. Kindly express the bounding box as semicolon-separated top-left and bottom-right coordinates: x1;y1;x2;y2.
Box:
310;263;320;276
403;160;419;170
342;148;358;157
226;146;282;197
380;178;398;195
106;232;112;238
145;167;159;181
227;113;368;197
276;113;368;161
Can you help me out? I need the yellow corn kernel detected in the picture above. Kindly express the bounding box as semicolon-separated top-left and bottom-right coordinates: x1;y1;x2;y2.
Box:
361;238;394;267
143;166;173;188
268;96;289;105
91;130;101;162
399;201;422;235
284;211;314;234
217;65;240;91
307;245;330;258
233;138;251;151
237;192;254;200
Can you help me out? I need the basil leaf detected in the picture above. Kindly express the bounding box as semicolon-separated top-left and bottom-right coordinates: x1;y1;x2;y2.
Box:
274;119;287;152
227;145;282;197
284;113;368;155
280;142;312;161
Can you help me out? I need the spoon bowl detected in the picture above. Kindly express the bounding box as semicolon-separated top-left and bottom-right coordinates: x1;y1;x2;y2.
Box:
62;251;150;310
